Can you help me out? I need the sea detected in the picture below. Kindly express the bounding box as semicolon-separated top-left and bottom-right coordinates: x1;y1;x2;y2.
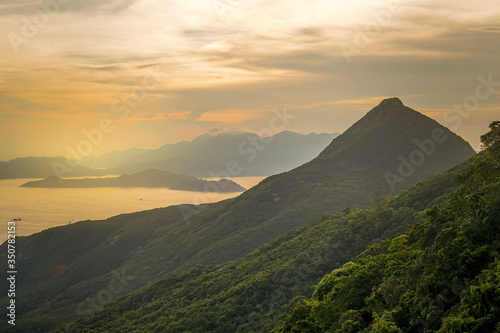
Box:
0;176;265;242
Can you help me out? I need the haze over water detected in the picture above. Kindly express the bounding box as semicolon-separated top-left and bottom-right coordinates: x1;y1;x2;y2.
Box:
0;176;264;241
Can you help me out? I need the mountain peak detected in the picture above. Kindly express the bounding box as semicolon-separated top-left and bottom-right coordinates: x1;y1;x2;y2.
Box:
315;98;475;188
201;127;248;138
357;97;417;127
369;97;409;118
377;97;404;108
207;128;223;134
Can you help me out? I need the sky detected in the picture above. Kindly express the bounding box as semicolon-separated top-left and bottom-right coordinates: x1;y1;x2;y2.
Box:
1;0;499;160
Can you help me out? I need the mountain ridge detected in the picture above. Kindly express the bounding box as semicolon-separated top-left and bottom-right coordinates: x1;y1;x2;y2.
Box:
0;130;339;178
54;138;477;333
111;129;339;177
0;156;106;179
0;98;476;332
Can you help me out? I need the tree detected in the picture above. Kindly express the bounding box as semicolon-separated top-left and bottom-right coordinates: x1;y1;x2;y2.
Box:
480;121;500;149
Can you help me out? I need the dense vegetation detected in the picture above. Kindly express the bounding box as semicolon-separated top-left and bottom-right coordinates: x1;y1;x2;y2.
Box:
53;138;471;332
278;121;500;332
0;98;476;332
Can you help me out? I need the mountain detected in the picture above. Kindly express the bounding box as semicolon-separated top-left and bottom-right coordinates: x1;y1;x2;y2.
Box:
63;123;499;333
19;169;246;192
167;98;474;264
0;130;338;179
105;129;339;177
0;156;105;179
276;125;500;333
77;148;148;169
0;98;475;332
53;158;462;332
61;145;469;333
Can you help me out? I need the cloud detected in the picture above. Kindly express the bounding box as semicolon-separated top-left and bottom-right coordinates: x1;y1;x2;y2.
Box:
1;0;500;158
168;111;191;120
197;109;266;125
122;111;191;123
291;97;392;110
0;0;138;16
0;92;52;114
465;26;500;34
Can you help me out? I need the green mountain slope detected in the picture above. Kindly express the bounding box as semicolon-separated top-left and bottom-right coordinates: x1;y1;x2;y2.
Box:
277;122;500;332
0;98;474;332
135;98;474;269
56;160;465;333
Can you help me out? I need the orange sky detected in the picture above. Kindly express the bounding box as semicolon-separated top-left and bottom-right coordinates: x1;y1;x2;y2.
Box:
1;0;500;160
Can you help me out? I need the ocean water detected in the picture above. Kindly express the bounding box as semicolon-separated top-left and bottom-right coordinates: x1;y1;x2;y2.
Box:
0;176;265;241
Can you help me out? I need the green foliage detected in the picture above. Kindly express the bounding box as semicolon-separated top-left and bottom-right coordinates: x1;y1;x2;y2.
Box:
46;146;469;332
278;127;500;332
372;313;401;333
53;204;419;332
1;100;475;332
481;120;500;149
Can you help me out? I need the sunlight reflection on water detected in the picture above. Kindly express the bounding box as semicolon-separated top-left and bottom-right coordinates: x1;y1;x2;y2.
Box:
0;176;265;241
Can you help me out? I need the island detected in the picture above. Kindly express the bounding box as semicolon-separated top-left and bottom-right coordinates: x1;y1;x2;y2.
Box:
20;169;246;193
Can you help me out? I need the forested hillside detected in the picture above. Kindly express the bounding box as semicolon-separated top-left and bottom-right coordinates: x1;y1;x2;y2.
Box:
56;124;498;333
0;99;476;332
278;122;500;332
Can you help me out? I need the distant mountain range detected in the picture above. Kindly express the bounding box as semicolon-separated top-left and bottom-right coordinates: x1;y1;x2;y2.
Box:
74;153;470;333
72;124;500;333
19;169;246;192
0;156;104;179
0;130;338;179
97;129;340;177
0;98;476;332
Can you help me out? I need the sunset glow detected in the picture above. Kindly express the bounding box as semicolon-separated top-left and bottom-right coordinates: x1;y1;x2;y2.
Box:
1;0;500;159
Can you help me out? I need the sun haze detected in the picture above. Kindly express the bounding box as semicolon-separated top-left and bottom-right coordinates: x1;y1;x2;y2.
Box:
1;0;499;159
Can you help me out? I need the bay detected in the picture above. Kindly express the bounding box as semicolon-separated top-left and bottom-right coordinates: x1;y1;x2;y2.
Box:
0;176;265;241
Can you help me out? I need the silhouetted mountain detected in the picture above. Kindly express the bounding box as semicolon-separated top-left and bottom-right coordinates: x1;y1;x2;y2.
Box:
78;148;148;169
105;129;339;177
67;150;471;333
63;123;499;333
1;130;338;179
0;156;105;179
0;98;475;332
20;169;246;192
